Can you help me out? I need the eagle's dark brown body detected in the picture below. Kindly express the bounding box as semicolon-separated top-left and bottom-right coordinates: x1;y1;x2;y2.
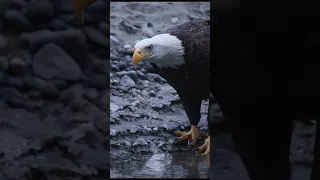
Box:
150;20;210;126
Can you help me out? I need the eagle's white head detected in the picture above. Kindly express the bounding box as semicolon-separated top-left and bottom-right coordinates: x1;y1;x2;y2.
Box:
132;33;185;69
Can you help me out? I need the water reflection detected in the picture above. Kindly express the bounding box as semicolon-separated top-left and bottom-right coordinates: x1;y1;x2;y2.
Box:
110;152;210;178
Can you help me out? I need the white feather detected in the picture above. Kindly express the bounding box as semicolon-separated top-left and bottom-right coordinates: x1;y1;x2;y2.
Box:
134;33;185;68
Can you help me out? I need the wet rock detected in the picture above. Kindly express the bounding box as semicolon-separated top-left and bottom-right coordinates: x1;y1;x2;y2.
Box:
120;75;136;88
170;17;179;24
24;0;54;26
111;65;120;71
20;29;88;67
123;44;132;49
25;99;45;111
0;88;26;107
0;34;8;50
83;87;99;101
84;27;109;47
149;90;157;97
99;22;109;34
32;43;83;81
49;79;68;90
11;0;27;8
127;47;135;55
152;74;166;83
141;26;155;38
60;84;83;103
10;57;27;74
110;35;119;46
24;75;59;98
85;72;109;89
126;70;138;82
4;10;32;31
136;70;145;77
93;113;109;135
1;75;24;89
117;47;127;55
27;90;42;100
119;20;139;34
117;61;127;70
0;56;9;72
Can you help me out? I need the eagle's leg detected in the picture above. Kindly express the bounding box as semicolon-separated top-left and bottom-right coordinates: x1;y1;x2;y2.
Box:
174;95;205;146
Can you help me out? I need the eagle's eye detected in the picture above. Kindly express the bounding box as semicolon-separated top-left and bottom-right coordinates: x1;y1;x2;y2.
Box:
147;44;153;49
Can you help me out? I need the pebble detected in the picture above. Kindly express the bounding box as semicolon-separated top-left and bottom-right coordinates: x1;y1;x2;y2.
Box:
4;10;32;31
111;65;120;71
110;35;119;46
0;56;9;72
149;90;157;97
141;90;148;96
84;27;109;47
120;75;136;88
0;34;8;50
83;87;99;100
32;43;83;81
10;57;27;74
136;70;145;77
171;17;179;24
117;61;127;70
127;48;135;55
123;44;132;49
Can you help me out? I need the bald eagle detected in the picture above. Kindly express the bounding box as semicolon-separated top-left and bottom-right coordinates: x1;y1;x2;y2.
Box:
132;20;210;156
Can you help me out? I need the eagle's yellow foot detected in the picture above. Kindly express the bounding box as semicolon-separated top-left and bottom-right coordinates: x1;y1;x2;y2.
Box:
193;136;210;156
174;125;206;146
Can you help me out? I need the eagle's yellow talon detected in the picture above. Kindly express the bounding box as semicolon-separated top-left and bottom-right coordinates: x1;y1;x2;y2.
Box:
174;125;200;146
194;136;210;156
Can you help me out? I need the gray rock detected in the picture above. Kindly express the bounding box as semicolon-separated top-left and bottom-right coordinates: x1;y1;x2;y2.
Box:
84;27;109;47
141;26;155;38
32;43;83;81
10;57;27;74
0;34;8;50
111;65;120;71
60;84;83;103
99;22;109;34
49;79;68;90
4;10;32;31
117;61;127;70
20;29;88;67
24;0;54;25
24;75;59;98
0;88;26;107
27;90;42;100
85;72;109;89
110;35;119;46
120;75;136;88
83;87;99;100
11;0;27;7
1;75;24;89
25;100;44;111
0;56;9;72
170;17;179;24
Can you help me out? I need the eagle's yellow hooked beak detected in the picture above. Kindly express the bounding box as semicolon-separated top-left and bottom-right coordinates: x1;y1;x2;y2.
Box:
74;0;97;24
132;48;143;68
132;48;151;68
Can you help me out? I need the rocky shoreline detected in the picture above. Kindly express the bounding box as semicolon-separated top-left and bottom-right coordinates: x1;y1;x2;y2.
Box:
0;0;109;179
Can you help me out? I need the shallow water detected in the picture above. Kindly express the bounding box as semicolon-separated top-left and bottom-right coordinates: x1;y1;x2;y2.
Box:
110;152;210;178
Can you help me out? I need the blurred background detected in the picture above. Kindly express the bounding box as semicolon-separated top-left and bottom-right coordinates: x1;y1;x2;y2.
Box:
110;2;211;178
0;0;109;179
